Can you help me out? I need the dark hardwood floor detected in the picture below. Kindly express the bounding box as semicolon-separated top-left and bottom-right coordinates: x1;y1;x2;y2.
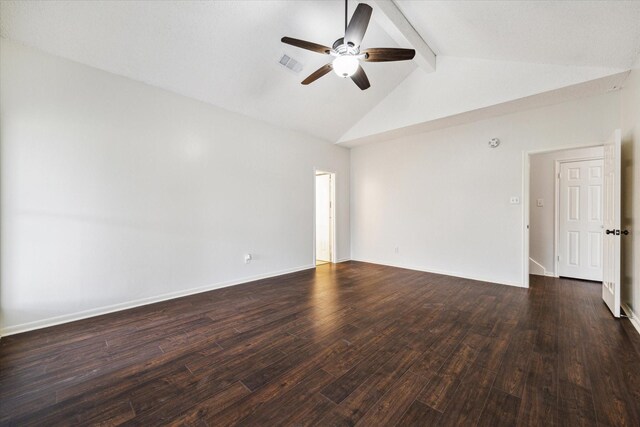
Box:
1;261;640;426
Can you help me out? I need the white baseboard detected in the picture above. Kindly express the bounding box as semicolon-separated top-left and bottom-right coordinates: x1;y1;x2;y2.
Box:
350;258;524;288
622;303;640;336
0;264;315;337
336;258;352;263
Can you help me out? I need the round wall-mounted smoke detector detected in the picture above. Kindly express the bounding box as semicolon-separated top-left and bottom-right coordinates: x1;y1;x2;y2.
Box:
488;138;500;148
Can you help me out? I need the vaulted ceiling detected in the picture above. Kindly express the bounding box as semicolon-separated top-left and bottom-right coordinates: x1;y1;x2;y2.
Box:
397;0;640;68
2;1;640;145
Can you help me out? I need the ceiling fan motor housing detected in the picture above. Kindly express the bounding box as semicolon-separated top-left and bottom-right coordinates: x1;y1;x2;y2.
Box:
333;38;360;55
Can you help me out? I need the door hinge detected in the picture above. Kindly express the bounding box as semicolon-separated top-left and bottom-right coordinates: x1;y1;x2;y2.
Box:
557;255;560;261
557;173;561;179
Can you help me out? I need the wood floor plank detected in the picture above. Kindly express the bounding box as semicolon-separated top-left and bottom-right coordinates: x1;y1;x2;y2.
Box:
466;333;510;372
354;369;430;426
477;387;521;427
397;399;442;426
516;351;558;426
320;330;404;404
166;381;251;426
408;348;448;378
416;372;461;412
210;340;351;425
557;380;597;427
493;328;537;397
317;346;422;426
1;264;639;426
235;368;335;426
436;366;496;427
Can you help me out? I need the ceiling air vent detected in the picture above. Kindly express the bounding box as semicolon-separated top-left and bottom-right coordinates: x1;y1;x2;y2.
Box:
279;54;303;73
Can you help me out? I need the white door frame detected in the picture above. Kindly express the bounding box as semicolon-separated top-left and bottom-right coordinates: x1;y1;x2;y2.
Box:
554;156;603;278
522;143;603;288
313;168;337;265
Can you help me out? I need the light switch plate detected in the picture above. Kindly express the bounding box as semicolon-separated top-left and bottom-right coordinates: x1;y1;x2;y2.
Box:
537;198;544;207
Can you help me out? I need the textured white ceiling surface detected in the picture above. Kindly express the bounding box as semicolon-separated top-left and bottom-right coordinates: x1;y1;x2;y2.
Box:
0;0;415;142
1;0;640;143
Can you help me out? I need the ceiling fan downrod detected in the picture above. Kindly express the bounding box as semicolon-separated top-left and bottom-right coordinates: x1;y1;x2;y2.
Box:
345;0;348;33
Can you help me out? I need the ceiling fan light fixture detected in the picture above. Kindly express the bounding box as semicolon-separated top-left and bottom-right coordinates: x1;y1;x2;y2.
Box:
332;55;359;78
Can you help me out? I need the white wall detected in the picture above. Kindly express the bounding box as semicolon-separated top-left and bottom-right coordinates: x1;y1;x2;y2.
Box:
621;55;640;324
0;40;350;335
351;91;620;287
529;146;604;276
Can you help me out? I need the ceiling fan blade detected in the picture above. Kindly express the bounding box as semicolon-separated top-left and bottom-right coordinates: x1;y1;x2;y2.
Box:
344;3;372;48
281;37;332;55
362;47;416;62
301;63;333;85
350;65;370;90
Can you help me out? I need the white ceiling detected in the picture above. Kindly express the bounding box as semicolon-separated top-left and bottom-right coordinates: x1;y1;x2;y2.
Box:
2;1;640;143
396;0;640;68
0;0;415;142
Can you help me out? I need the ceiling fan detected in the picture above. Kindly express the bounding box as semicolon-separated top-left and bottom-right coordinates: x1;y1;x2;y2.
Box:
281;0;416;90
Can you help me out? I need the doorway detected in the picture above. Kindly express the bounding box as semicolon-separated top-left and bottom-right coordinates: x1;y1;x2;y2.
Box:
315;170;335;265
525;145;604;285
524;131;622;318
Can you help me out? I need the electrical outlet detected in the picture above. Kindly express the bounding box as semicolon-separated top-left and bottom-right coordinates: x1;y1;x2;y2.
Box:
394;247;399;254
510;196;520;205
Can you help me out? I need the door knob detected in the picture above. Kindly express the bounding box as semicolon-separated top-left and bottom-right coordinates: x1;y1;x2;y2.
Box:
621;230;629;235
606;229;615;235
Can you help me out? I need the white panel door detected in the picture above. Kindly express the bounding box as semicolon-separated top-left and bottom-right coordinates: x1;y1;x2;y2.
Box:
315;174;332;262
602;129;622;317
558;159;604;281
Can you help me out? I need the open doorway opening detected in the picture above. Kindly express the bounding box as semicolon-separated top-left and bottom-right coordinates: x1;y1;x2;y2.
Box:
315;170;336;266
524;130;622;317
526;145;604;284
